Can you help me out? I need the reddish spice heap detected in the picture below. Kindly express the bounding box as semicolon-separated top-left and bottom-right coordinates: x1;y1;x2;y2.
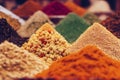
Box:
42;1;71;16
13;0;41;19
101;12;120;38
35;45;120;80
64;1;86;16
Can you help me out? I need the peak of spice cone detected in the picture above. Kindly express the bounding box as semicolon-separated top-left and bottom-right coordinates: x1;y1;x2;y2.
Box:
67;23;120;60
35;45;120;80
22;23;70;64
17;10;55;38
13;0;41;19
56;13;90;43
42;1;71;16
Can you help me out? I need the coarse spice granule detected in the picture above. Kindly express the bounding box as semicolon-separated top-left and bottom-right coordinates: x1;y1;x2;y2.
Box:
35;45;120;80
101;12;120;38
55;13;90;43
67;23;120;60
42;1;71;16
22;23;71;64
0;41;48;80
17;10;55;38
0;18;27;46
0;11;20;30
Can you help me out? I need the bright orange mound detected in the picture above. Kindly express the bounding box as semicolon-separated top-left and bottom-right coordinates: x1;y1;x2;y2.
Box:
35;45;120;80
64;1;86;16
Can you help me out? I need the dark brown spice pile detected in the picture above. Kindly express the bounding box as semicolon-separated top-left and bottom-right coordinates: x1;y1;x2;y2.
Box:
0;18;27;46
101;12;120;38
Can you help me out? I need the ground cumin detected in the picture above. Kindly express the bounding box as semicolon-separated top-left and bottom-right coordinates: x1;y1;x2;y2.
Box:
64;1;86;16
0;11;20;30
35;45;120;80
67;23;120;60
42;1;71;16
13;0;41;19
101;12;120;38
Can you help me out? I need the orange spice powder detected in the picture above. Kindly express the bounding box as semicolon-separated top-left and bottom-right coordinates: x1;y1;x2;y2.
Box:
35;45;120;80
64;1;86;16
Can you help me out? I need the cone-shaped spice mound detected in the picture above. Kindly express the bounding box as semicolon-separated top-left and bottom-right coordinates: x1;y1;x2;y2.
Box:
101;12;120;38
13;0;41;19
35;45;120;80
17;11;55;38
83;13;100;25
64;1;86;16
22;23;70;64
0;41;48;80
56;13;90;43
0;11;20;30
67;23;120;60
0;18;27;46
42;1;71;16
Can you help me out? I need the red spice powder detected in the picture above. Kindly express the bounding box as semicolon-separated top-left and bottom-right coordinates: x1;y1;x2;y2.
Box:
13;0;41;19
64;1;86;16
35;45;120;80
42;1;71;16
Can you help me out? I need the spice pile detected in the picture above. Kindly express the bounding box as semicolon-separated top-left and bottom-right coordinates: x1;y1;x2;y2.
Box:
0;41;48;80
64;1;86;16
67;23;120;60
35;45;120;80
0;18;27;46
42;1;71;16
56;13;90;43
0;11;20;30
83;13;100;25
101;12;120;38
0;5;25;25
22;23;70;64
13;0;41;19
17;11;55;38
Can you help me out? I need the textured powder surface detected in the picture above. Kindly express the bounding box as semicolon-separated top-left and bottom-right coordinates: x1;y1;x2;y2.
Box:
67;23;120;60
13;0;41;19
101;12;120;38
36;45;120;80
0;18;27;46
42;1;71;16
64;1;86;16
0;11;20;30
22;23;70;64
56;13;90;43
83;13;100;25
17;11;55;38
0;41;48;80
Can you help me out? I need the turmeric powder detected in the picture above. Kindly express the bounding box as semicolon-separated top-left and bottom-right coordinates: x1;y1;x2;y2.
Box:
64;1;86;16
35;45;120;80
